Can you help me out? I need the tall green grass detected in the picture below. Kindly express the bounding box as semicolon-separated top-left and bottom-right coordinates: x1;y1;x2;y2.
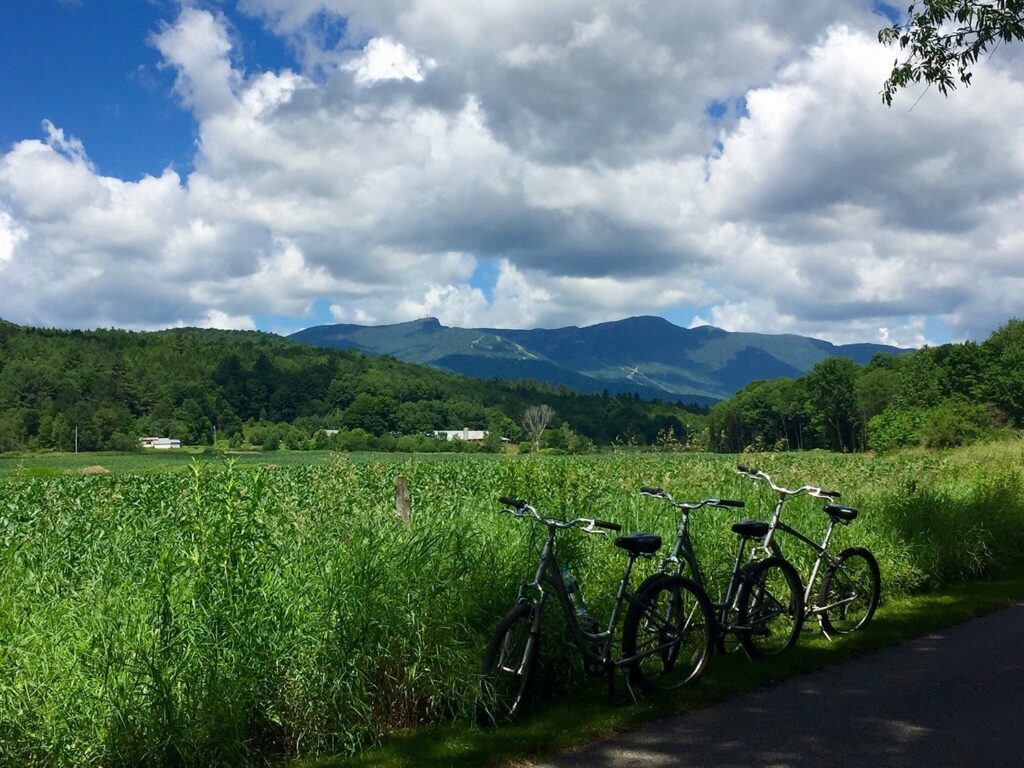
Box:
1;445;1023;765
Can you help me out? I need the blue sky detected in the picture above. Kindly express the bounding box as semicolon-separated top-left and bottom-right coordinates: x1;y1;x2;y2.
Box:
0;1;293;179
1;1;1021;345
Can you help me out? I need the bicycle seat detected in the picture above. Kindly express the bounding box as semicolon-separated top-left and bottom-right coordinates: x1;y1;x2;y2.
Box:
614;532;662;555
824;504;858;523
731;519;770;539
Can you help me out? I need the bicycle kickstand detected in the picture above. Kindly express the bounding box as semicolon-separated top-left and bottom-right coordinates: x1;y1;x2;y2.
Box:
608;665;639;707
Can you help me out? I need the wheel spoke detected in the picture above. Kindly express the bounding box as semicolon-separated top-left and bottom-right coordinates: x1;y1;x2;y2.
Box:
819;549;880;635
624;576;713;691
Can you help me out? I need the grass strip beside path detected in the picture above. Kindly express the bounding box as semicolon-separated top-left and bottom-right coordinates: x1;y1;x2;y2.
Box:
305;574;1024;768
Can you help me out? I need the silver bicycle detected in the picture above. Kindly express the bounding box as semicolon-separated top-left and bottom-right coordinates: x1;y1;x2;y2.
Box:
736;465;881;640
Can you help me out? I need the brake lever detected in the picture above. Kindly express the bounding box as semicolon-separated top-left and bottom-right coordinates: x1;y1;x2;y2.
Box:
581;520;608;536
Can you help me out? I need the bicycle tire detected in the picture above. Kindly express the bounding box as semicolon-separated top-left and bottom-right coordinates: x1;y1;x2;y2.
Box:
478;602;537;724
737;557;804;657
818;547;881;635
622;574;714;691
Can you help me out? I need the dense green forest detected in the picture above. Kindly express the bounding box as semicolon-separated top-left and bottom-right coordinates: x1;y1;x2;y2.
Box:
0;321;702;454
707;319;1024;452
2;318;1021;456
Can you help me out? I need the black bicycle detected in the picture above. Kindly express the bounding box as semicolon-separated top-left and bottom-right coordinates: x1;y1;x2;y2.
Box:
479;496;714;722
634;487;805;665
736;466;881;638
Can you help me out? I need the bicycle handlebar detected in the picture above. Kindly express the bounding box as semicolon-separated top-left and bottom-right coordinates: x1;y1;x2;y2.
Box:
735;466;841;500
640;487;745;510
497;497;621;533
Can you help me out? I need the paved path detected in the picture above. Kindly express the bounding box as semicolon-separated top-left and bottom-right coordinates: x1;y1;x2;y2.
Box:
536;603;1024;767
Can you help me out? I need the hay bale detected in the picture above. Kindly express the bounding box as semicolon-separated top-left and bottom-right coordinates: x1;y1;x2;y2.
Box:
78;465;110;474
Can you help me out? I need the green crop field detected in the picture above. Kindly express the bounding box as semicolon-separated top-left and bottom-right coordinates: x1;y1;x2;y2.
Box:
1;442;1023;765
0;449;517;477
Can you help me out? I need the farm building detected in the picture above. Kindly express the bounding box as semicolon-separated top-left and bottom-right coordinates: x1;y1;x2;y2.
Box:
139;437;182;450
434;428;488;442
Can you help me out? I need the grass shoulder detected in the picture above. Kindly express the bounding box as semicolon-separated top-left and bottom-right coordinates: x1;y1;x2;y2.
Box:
305;573;1024;768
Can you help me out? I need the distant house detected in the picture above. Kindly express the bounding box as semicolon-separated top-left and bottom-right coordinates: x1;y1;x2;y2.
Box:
434;428;488;442
139;437;182;450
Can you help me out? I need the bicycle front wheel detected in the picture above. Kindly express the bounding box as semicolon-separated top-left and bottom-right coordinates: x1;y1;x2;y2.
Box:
737;557;804;657
622;574;714;691
818;547;881;635
478;602;538;724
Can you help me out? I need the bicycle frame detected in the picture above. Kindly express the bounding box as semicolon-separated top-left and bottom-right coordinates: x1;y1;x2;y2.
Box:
652;503;757;641
739;469;856;623
514;523;667;670
757;502;843;618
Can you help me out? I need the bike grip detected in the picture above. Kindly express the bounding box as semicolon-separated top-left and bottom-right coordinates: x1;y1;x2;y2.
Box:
639;486;663;495
737;464;755;474
717;499;745;508
498;496;527;509
819;489;841;499
594;519;622;532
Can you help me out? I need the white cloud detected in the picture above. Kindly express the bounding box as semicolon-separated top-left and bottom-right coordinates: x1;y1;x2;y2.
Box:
193;309;257;330
151;7;240;117
343;37;435;84
0;210;27;265
0;4;1022;343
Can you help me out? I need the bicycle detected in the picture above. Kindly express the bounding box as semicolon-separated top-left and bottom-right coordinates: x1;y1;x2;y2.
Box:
736;465;881;639
634;487;805;667
479;496;714;722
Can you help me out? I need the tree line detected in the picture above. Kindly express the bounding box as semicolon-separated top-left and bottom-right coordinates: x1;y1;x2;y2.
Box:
0;322;702;453
707;318;1024;453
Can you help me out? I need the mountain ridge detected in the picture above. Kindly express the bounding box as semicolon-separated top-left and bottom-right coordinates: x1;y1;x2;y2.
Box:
289;316;906;403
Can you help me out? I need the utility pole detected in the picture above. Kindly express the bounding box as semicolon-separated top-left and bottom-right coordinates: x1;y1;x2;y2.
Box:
74;425;78;454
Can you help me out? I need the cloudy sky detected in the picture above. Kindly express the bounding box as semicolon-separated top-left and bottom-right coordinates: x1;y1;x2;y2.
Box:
1;0;1022;346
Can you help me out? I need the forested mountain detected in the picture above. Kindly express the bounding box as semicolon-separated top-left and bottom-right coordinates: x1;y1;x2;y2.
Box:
289;315;904;402
3;316;1017;456
706;319;1024;452
0;321;702;453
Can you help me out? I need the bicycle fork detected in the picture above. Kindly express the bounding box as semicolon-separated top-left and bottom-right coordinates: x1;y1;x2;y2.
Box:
714;536;756;659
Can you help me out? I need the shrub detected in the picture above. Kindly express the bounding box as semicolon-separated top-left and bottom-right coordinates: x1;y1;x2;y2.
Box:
921;399;992;448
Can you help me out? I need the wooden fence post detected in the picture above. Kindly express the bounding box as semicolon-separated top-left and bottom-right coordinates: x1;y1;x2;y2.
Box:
395;475;412;524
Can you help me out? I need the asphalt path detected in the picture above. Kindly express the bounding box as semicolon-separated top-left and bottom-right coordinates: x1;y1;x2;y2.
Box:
535;603;1024;767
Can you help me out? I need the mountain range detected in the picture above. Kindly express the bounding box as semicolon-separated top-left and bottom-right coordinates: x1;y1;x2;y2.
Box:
288;316;904;404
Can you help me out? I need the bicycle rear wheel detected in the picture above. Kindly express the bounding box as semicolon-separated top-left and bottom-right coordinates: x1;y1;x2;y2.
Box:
818;547;881;635
622;574;714;691
478;602;538;724
737;557;804;657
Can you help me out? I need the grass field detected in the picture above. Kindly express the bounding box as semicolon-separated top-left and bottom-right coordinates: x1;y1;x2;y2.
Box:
0;448;515;476
1;442;1023;765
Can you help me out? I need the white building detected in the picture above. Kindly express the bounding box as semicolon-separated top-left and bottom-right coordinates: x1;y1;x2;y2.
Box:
139;437;182;450
434;428;488;442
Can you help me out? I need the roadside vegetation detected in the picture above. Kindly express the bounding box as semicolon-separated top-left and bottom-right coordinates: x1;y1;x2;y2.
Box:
1;443;1023;765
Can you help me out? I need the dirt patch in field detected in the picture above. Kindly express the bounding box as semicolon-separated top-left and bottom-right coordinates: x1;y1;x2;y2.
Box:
73;465;110;475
